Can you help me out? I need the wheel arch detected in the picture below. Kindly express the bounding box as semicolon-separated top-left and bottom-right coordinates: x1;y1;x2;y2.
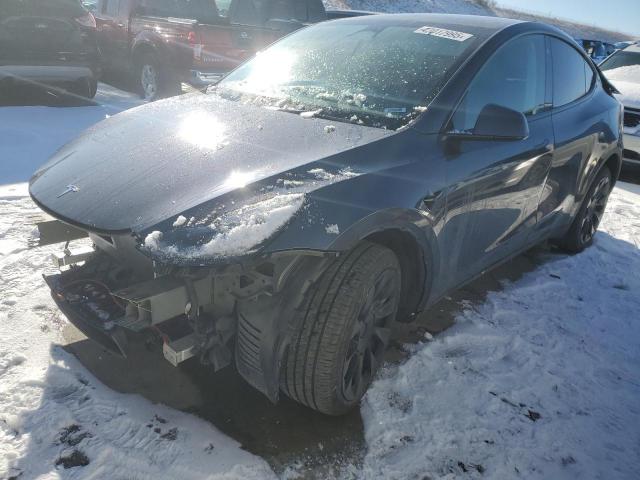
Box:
131;39;159;68
326;208;440;319
364;228;433;322
604;152;621;185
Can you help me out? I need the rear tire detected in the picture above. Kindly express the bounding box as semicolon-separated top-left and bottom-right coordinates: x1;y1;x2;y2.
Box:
557;166;612;253
282;242;401;415
135;52;180;101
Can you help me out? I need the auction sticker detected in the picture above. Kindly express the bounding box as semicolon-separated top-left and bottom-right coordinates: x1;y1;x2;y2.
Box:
414;26;474;42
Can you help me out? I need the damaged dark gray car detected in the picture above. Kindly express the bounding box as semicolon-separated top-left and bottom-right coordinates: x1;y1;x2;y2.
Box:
30;14;622;415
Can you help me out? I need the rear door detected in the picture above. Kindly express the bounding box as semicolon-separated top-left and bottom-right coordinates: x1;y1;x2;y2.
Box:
439;34;554;287
536;37;603;235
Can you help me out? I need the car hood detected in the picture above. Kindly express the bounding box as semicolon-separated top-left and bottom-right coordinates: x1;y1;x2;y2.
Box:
29;94;391;233
613;80;640;110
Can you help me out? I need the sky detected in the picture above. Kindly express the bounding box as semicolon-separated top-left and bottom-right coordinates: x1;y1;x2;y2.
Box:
494;0;640;37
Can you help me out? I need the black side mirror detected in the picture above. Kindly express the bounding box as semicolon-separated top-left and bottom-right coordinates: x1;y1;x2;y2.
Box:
447;104;529;142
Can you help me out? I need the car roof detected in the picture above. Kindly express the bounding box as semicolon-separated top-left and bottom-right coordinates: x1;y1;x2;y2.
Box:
325;13;574;45
333;12;522;30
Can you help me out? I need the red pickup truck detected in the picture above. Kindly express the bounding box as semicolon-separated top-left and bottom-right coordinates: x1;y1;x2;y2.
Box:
88;0;367;100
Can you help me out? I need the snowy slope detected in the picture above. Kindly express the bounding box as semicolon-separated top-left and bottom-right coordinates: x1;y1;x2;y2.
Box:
323;0;492;15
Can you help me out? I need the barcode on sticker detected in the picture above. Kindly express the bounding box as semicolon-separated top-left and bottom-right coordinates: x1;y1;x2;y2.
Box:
414;26;474;42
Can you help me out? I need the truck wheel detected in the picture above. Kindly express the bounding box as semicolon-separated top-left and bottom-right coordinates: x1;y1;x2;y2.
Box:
135;52;180;101
282;242;401;415
87;78;98;99
557;166;612;253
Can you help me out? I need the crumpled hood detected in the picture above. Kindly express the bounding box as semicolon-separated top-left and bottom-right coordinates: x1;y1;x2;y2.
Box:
29;93;391;232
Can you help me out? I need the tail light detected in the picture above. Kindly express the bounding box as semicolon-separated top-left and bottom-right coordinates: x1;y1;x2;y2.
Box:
74;11;96;29
187;31;203;60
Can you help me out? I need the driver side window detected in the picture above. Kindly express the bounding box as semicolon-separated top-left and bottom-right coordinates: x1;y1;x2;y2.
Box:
451;35;547;133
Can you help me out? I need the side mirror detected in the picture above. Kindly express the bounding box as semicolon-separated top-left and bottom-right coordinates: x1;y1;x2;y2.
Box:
447;104;529;142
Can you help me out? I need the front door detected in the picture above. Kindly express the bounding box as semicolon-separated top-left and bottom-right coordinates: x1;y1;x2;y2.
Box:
438;34;554;289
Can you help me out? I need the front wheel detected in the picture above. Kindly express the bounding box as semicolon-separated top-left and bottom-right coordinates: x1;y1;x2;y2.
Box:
557;166;612;253
282;242;401;415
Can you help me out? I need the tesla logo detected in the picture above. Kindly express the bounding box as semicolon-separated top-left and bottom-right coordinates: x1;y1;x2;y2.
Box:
57;185;80;198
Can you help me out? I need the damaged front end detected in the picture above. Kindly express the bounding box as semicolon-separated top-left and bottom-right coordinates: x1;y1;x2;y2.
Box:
36;218;332;402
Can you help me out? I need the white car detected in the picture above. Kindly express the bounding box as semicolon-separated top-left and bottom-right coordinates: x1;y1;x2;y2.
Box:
600;44;640;168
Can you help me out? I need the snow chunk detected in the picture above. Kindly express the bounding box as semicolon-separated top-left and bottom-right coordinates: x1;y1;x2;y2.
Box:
300;109;322;119
197;194;304;257
144;231;163;249
324;125;336;133
172;215;188;227
149;194;305;258
308;167;359;182
325;224;340;235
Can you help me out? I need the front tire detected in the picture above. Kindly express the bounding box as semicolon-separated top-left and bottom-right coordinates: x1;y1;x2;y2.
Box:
282;242;401;415
557;166;612;253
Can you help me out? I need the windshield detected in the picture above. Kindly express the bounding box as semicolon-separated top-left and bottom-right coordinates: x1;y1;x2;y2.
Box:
600;50;640;71
214;21;479;129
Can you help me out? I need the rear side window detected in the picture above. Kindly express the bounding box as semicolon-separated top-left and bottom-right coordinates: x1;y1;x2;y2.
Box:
451;34;547;133
551;38;593;107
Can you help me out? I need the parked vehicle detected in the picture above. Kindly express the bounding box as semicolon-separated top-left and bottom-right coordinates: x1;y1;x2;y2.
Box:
614;41;635;51
600;44;640;168
0;0;100;99
576;38;616;64
90;0;369;100
30;14;622;415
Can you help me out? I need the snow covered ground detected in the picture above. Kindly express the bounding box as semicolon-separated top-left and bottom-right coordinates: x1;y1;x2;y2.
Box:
2;82;640;480
0;85;276;480
361;183;640;479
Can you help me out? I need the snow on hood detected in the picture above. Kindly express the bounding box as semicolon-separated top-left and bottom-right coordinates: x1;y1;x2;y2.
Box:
605;65;640;110
144;193;305;259
28;93;391;233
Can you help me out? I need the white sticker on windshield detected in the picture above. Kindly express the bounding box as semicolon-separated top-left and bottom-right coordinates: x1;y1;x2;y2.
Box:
414;26;474;42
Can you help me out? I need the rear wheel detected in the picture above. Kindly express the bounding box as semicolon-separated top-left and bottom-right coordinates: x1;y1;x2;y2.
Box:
135;52;180;101
557;166;612;253
282;242;401;415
